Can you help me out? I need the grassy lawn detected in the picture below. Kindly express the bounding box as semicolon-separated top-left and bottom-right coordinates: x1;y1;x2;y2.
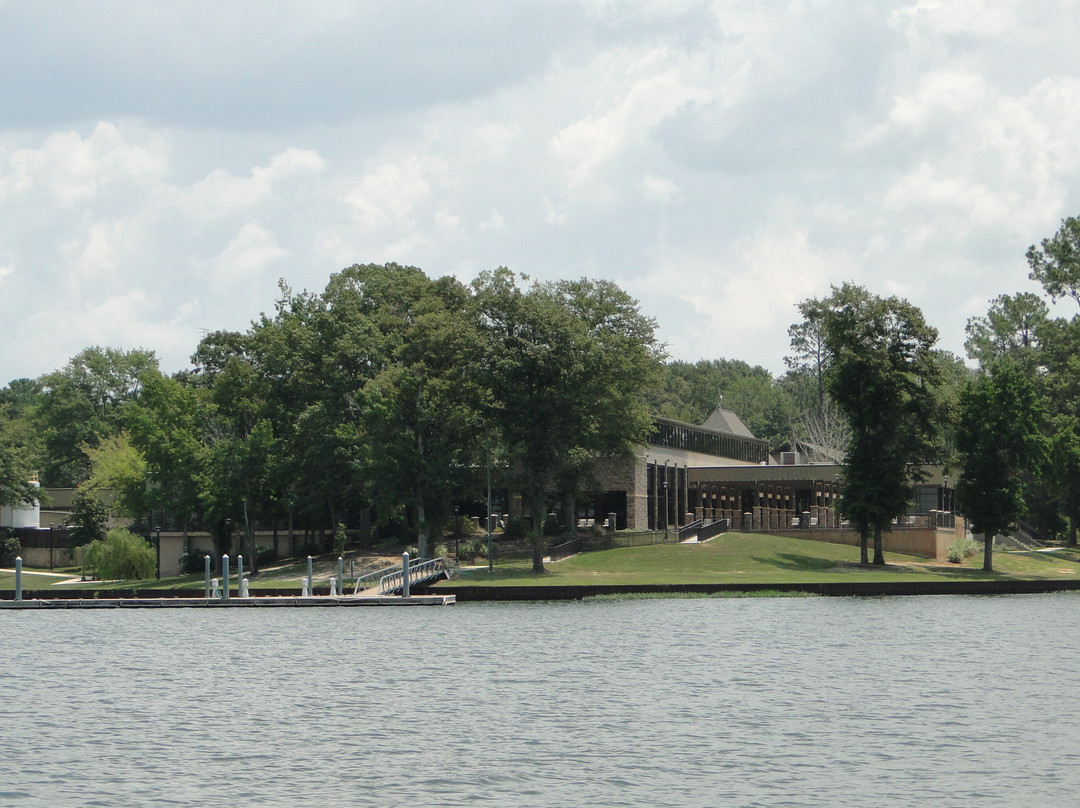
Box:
438;532;1080;587
7;533;1080;592
0;553;403;592
0;569;80;590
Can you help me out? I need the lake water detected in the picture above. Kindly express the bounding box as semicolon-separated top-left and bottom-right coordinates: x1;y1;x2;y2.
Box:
2;594;1079;807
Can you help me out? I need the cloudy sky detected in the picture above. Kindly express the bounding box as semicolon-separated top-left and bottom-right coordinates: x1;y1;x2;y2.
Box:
2;0;1079;384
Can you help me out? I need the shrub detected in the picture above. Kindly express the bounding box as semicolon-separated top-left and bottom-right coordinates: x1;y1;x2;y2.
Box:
179;546;209;575
83;528;156;580
256;545;277;566
434;542;448;559
0;532;20;566
333;522;348;557
502;518;527;540
947;538;980;564
543;515;563;536
69;490;108;546
450;516;476;537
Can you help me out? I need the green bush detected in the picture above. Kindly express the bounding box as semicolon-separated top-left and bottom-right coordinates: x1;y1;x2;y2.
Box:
947;538;980;564
83;528;156;580
69;490;108;546
178;546;211;574
450;516;476;537
256;545;277;566
502;518;527;540
542;515;563;536
0;532;20;566
333;522;348;557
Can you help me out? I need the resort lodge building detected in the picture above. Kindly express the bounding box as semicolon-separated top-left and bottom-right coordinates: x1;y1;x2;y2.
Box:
598;406;951;536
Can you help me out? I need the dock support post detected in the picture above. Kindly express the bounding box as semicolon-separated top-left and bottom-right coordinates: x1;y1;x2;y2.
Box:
204;555;211;598
338;557;344;597
237;554;244;595
307;556;313;597
14;556;21;602
222;554;230;600
402;552;410;597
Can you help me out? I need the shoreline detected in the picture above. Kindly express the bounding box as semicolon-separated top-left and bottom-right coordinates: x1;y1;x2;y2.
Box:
6;577;1080;603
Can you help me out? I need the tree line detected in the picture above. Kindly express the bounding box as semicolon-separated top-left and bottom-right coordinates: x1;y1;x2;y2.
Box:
1;265;665;574
4;216;1080;573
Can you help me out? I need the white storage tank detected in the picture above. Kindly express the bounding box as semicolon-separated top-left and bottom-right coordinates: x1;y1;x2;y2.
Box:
1;478;40;528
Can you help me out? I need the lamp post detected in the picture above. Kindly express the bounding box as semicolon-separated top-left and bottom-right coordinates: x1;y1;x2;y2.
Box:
485;421;493;574
154;524;161;580
834;473;841;527
943;475;949;513
453;505;460;563
662;479;669;539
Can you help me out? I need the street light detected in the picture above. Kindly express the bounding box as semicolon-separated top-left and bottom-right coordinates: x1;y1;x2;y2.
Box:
154;524;162;580
662;479;669;539
943;475;949;512
453;506;460;563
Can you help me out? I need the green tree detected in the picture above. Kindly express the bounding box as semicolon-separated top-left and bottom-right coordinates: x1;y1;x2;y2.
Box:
786;297;830;416
0;379;45;485
964;292;1047;369
955;362;1046;571
34;347;158;486
0;393;38;509
0;441;37;509
82;527;156;580
474;269;662;573
126;371;215;549
1028;216;1080;308
81;432;150;519
816;283;943;565
1049;421;1080;545
651;358;792;443
69;489;109;546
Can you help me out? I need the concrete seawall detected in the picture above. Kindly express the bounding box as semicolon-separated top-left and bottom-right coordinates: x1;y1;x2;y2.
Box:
427;579;1080;600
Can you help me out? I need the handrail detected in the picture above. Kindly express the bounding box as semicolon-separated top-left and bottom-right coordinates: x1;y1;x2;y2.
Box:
372;557;449;596
697;518;730;542
678;519;704;541
352;563;403;595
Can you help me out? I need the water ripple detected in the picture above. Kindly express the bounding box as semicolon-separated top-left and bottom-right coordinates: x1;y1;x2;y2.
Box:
3;595;1080;806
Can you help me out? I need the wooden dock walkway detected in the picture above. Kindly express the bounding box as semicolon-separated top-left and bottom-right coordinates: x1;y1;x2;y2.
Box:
0;594;455;609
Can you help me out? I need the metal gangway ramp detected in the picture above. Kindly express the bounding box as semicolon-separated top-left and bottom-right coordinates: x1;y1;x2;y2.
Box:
352;556;450;597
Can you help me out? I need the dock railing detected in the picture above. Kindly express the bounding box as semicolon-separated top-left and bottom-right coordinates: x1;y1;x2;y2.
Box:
352;556;449;596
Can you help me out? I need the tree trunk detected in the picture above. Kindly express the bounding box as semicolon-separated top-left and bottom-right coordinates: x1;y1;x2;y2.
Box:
213;528;230;562
416;495;429;559
873;525;885;565
1070;513;1078;546
531;497;546;574
564;491;576;536
983;533;994;571
860;532;869;565
243;497;257;574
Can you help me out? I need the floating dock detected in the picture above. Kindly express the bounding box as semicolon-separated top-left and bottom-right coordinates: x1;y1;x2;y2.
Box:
0;594;455;609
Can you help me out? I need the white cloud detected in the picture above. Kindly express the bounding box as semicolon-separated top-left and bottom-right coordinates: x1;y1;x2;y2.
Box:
890;0;1021;39
344;157;441;232
64;220;125;276
181;147;325;223
206;222;286;290
642;175;679;204
2;0;1080;385
3;122;167;207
